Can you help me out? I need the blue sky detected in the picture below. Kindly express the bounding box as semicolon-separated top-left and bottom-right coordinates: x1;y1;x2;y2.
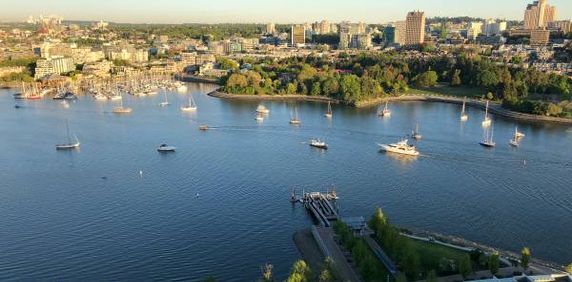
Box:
1;0;571;24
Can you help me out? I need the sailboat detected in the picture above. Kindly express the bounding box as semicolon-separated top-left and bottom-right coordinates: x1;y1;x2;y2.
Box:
256;104;270;114
479;124;495;147
324;101;333;118
412;123;422;140
509;126;523;147
514;126;525;139
482;100;491;127
159;90;170;107
56;120;80;150
113;94;132;114
460;98;469;121
289;106;301;125
180;95;197;112
378;101;391;117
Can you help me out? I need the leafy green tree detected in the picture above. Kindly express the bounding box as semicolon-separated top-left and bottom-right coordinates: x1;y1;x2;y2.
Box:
459;255;473;278
414;71;438;87
546;103;563;116
311;82;322;96
287;260;311;282
319;257;335;282
451;69;462;86
217;57;239;70
521;247;531;270
396;273;408;282
486;92;494;100
286;83;297;94
566;263;572;274
478;70;499;88
489;253;500;275
426;270;437;282
339;75;362;103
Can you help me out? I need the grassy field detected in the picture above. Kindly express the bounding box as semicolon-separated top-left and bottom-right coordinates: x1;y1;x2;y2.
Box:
405;237;471;273
409;84;486;99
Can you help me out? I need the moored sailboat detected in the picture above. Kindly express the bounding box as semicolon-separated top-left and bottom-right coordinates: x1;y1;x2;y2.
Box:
180;95;197;112
482;100;491;127
289;106;301;125
324;101;333;118
460;97;469;121
56;120;80;150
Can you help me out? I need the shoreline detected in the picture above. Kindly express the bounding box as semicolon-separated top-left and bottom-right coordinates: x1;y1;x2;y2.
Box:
209;90;572;125
208;90;340;103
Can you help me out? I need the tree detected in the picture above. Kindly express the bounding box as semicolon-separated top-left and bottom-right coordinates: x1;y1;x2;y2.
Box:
426;270;438;282
451;69;462;86
287;260;311;282
311;82;322;96
546;103;563;116
396;273;407;282
339;74;362;103
319;257;335;282
521;247;531;270
486;92;494;100
489;253;500;275
368;208;388;231
259;263;273;282
479;70;499;88
459;255;473;278
414;71;438;87
566;263;572;274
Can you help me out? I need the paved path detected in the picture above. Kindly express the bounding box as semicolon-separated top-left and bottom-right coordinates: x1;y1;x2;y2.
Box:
315;226;362;282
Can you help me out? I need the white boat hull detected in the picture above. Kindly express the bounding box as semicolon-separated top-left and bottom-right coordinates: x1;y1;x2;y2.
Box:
379;144;419;156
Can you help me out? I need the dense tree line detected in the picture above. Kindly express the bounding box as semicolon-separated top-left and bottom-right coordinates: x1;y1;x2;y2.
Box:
221;51;571;116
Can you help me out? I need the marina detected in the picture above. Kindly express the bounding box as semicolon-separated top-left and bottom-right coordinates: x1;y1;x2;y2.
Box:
2;83;572;281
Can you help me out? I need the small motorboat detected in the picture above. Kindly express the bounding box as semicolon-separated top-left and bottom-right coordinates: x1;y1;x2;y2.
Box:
199;125;209;131
157;144;176;152
309;139;328;150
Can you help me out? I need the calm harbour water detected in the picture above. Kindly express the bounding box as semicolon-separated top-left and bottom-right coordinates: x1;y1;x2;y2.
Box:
1;83;571;281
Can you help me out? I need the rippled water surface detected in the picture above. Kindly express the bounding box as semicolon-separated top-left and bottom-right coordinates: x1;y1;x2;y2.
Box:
1;84;571;281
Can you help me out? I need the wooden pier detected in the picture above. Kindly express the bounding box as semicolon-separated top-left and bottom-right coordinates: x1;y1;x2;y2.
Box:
292;190;339;227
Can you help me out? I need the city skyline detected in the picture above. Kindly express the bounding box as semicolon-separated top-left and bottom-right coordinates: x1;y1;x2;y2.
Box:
2;0;572;24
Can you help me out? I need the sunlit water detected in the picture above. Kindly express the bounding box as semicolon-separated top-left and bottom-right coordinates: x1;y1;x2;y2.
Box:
1;83;571;281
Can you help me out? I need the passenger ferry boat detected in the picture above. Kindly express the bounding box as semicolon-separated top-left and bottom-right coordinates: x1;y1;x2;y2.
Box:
379;139;419;156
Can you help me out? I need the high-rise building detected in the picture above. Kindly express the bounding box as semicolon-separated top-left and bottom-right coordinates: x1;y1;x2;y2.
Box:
405;11;426;46
313;20;331;34
338;22;372;50
395;21;406;45
467;22;483;40
290;25;306;46
383;26;396;44
524;0;557;29
266;23;276;35
483;19;507;36
548;20;572;33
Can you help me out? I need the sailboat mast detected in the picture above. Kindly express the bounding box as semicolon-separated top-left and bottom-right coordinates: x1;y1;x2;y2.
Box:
66;120;71;143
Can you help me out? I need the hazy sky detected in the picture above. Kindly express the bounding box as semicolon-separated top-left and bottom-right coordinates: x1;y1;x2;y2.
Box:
1;0;571;24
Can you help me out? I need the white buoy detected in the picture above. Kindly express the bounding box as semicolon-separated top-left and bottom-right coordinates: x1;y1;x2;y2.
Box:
139;170;143;178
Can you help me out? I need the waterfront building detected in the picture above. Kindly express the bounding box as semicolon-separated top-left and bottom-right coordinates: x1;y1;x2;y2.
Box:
290;25;306;46
405;11;426;46
524;0;557;29
34;56;75;80
82;60;112;78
